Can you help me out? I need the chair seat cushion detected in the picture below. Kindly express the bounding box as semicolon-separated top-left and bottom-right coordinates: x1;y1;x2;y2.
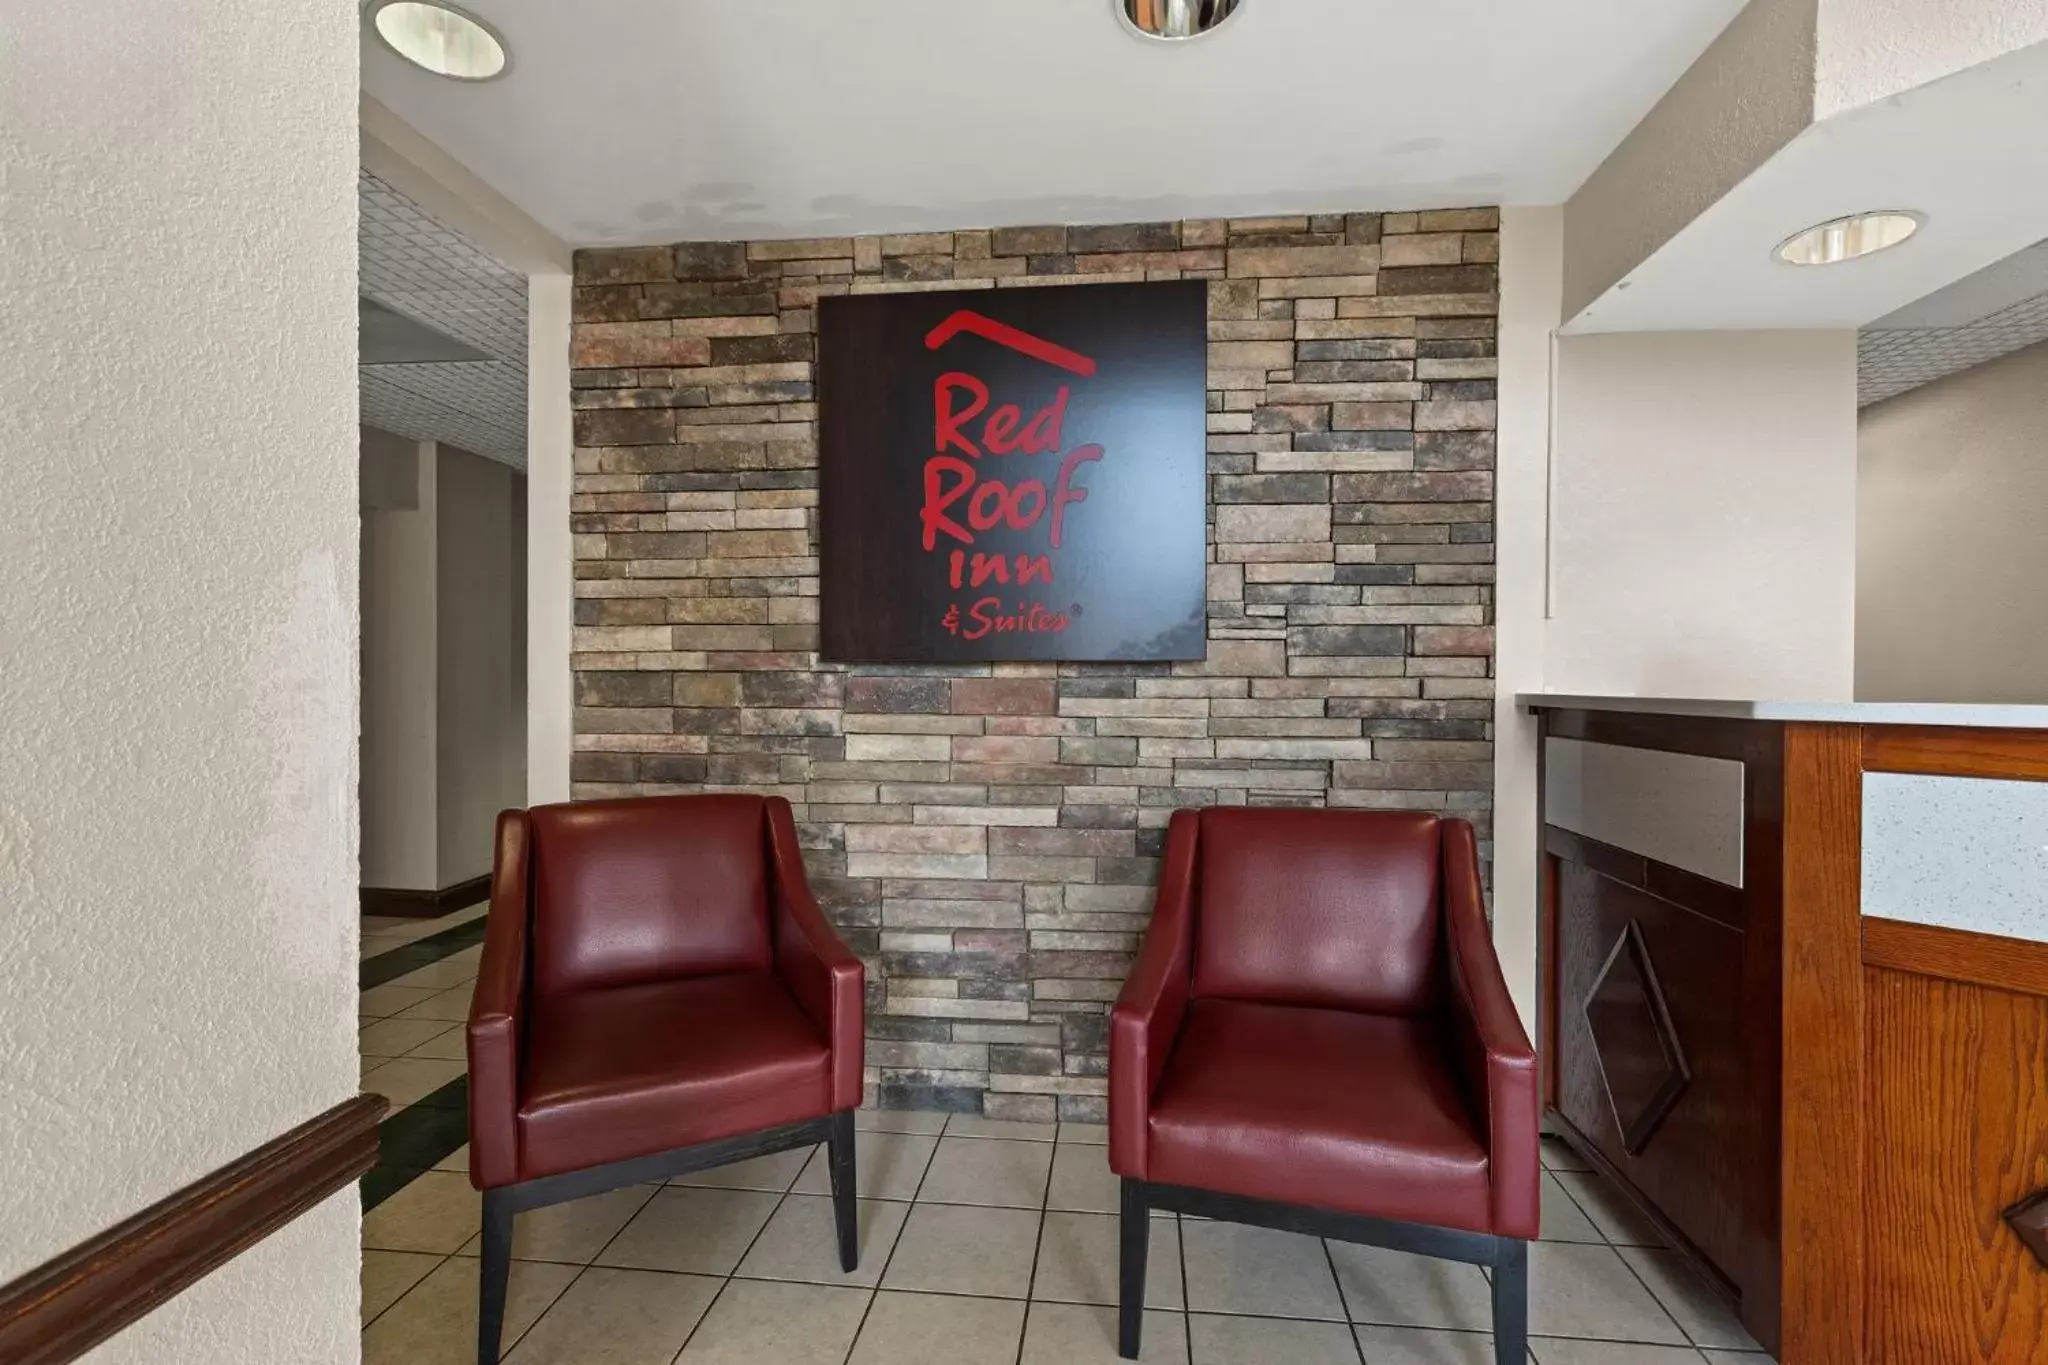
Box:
1148;998;1493;1232
518;971;830;1182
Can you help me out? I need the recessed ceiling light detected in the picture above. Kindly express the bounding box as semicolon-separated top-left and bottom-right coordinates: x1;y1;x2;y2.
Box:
1117;0;1244;41
1774;211;1922;266
368;0;508;81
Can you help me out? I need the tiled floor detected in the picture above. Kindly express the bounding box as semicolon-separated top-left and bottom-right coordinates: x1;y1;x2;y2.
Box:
359;905;1778;1365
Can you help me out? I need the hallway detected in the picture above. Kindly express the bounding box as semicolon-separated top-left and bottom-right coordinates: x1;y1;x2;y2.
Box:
355;907;1771;1365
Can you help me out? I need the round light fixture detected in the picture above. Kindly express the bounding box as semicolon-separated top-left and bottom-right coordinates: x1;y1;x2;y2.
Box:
1774;211;1921;266
1117;0;1245;41
368;0;508;81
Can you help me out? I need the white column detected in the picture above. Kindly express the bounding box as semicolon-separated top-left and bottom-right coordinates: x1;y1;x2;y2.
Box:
1493;205;1565;1032
527;272;575;804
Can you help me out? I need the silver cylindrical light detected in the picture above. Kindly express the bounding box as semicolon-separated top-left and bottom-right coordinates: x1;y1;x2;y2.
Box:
1117;0;1245;41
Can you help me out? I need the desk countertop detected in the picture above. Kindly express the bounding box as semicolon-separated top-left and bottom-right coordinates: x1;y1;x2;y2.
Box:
1516;693;2048;731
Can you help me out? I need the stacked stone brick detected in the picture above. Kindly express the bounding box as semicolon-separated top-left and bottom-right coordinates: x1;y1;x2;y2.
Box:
569;211;1500;1121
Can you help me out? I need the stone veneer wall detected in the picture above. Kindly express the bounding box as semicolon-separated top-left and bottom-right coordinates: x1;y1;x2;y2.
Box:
570;211;1500;1121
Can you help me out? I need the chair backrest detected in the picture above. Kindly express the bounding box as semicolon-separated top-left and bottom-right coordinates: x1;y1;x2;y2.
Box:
1192;807;1445;1015
526;794;772;997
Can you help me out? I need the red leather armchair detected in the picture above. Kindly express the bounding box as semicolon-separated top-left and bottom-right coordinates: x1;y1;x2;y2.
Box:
1109;808;1538;1363
467;794;863;1365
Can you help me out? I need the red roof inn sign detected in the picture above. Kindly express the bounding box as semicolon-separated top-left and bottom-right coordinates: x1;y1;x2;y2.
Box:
819;281;1208;663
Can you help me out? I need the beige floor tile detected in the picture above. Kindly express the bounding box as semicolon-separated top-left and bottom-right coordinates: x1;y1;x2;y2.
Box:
455;1185;656;1265
1189;1312;1359;1364
1032;1210;1183;1309
435;1143;470;1174
673;1144;813;1192
363;925;435;948
676;1278;872;1365
1354;1324;1526;1363
361;1018;462;1058
881;1202;1041;1297
1180;1218;1345;1320
361;1255;577;1365
1538;1137;1594;1174
1058;1121;1110;1145
1023;1302;1188;1365
391;958;482;990
362;1056;469;1109
360;983;441;1018
1352;1324;1492;1363
1540;1173;1605;1244
1328;1242;1494;1330
793;1129;937;1201
362;1249;444;1326
916;1135;1054;1208
1046;1141;1122;1214
364;1171;481;1254
1529;1341;1703;1364
1700;1353;1774;1363
595;1186;780;1275
848;1290;1027;1365
394;984;481;1023
405;1027;473;1061
1620;1246;1764;1351
947;1113;1058;1141
1552;1172;1664;1247
1525;1243;1687;1344
736;1193;908;1288
857;1107;950;1135
503;1265;721;1363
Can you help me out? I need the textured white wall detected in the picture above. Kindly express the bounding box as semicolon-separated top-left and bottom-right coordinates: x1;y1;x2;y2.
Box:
1547;331;1859;699
1858;340;2048;703
1817;0;2048;117
1562;0;1817;320
0;1;361;1360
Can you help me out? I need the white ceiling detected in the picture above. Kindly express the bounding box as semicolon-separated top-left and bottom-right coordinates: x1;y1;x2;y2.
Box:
362;0;1745;246
358;171;528;465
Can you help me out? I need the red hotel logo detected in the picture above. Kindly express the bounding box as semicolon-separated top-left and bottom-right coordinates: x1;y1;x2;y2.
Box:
919;309;1105;640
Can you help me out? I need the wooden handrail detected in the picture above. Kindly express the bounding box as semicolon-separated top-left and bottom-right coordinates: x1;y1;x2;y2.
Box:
0;1094;387;1365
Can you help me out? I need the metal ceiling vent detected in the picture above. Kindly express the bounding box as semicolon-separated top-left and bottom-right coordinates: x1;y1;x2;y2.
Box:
1117;0;1244;41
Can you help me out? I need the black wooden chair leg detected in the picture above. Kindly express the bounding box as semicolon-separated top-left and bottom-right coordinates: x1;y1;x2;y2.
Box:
1118;1178;1149;1359
477;1188;514;1364
827;1110;860;1272
1492;1238;1528;1365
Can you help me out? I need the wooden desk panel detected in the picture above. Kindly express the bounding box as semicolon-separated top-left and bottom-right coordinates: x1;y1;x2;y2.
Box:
1535;704;2048;1364
1865;945;2048;1364
1553;858;1753;1285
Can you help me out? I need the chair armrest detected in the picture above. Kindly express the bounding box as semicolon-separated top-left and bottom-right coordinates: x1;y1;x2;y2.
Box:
767;796;865;1112
1440;817;1541;1239
467;809;531;1191
1110;808;1199;1180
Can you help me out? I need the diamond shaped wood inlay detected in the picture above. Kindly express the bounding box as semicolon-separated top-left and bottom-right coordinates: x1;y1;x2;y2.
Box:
2006;1191;2048;1270
1583;919;1692;1156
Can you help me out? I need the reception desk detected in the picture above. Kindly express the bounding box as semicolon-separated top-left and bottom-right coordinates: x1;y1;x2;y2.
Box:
1523;696;2048;1365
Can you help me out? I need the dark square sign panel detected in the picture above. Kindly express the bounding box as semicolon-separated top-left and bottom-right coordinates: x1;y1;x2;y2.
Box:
818;280;1208;663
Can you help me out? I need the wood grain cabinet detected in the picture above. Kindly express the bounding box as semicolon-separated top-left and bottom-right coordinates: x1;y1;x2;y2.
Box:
1864;921;2048;1364
1530;702;2048;1365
